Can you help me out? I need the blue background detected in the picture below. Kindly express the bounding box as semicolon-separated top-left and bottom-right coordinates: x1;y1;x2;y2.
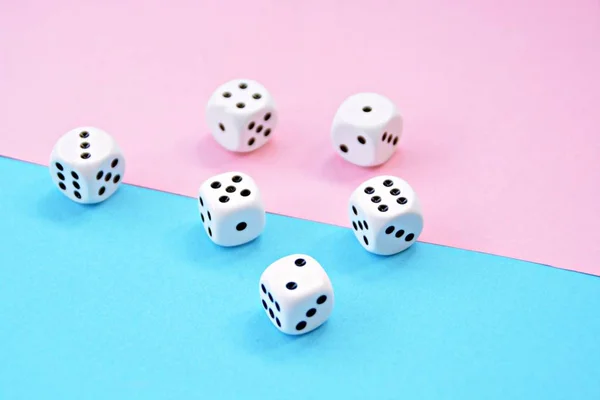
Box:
1;157;599;400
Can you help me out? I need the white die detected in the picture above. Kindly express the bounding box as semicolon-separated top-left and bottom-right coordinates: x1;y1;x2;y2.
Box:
349;175;423;255
331;93;403;167
49;126;125;204
197;171;265;247
259;254;334;335
206;79;278;153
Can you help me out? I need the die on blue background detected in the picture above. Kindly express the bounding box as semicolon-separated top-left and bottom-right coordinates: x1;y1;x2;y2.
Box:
0;157;599;400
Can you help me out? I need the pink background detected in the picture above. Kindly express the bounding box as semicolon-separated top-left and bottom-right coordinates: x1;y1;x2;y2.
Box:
1;0;599;275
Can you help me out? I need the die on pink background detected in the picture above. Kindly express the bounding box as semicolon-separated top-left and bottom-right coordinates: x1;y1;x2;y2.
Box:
349;175;423;255
1;0;599;275
206;79;277;153
331;93;403;167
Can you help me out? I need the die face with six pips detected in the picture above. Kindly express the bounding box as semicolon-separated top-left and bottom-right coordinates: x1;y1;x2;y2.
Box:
349;175;423;255
49;127;125;204
259;254;334;335
46;85;422;340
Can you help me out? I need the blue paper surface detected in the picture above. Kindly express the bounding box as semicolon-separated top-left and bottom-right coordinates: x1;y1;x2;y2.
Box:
1;157;599;400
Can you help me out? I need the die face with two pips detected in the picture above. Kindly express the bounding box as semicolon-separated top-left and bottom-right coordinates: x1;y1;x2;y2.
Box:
331;92;403;167
259;254;334;335
198;171;265;247
49;127;125;204
349;175;423;255
206;79;277;153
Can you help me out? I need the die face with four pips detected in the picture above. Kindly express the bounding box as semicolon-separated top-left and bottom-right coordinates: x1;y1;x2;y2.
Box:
49;126;125;204
46;87;422;339
259;254;334;335
206;79;277;153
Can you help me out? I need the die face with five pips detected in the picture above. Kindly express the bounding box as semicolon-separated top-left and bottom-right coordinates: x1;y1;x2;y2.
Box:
49;126;125;204
259;254;334;335
206;79;277;153
198;171;266;247
46;86;421;339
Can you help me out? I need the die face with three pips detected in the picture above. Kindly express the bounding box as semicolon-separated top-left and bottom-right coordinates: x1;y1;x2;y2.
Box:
331;92;403;167
47;88;418;339
49;126;125;204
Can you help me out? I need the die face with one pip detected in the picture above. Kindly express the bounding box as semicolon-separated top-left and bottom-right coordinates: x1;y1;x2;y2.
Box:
259;254;334;335
206;79;278;153
198;171;265;247
331;93;403;167
349;175;423;256
49;126;125;204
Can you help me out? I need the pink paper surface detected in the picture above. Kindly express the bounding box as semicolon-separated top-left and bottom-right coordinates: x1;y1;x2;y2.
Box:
1;0;599;274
